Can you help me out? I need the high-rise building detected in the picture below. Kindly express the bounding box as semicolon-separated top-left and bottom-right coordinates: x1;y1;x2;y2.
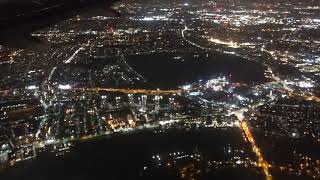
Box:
154;95;161;111
141;95;147;107
128;94;134;106
115;96;121;108
169;97;174;109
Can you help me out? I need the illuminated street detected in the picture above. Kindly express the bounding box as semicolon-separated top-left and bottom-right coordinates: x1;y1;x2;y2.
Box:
79;87;181;95
235;110;272;180
1;0;320;179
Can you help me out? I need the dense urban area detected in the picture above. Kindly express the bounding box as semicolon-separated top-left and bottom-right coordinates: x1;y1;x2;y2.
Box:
0;0;319;179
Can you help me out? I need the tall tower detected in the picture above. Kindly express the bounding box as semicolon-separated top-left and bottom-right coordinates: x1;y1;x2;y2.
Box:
169;97;174;109
115;96;121;108
127;94;134;106
154;95;161;111
141;95;147;108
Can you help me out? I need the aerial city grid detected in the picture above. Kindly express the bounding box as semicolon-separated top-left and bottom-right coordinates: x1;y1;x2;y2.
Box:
0;0;320;179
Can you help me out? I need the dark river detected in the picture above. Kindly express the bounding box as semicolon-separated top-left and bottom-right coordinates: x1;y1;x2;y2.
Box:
0;128;264;180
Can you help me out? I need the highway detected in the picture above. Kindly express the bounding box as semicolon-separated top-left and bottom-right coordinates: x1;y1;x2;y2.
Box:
181;22;209;50
77;87;181;95
235;110;272;180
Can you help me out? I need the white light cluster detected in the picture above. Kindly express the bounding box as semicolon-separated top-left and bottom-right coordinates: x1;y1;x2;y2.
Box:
58;84;71;90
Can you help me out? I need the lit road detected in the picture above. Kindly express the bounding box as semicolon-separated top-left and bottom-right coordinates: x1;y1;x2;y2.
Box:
77;87;181;95
64;47;84;64
64;40;91;64
235;110;272;180
302;95;320;102
181;22;209;50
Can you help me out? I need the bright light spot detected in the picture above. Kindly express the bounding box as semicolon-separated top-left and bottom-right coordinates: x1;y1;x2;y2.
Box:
209;38;240;48
26;85;38;90
59;84;71;90
142;17;154;21
237;95;245;101
189;92;202;96
298;81;314;88
182;84;191;90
